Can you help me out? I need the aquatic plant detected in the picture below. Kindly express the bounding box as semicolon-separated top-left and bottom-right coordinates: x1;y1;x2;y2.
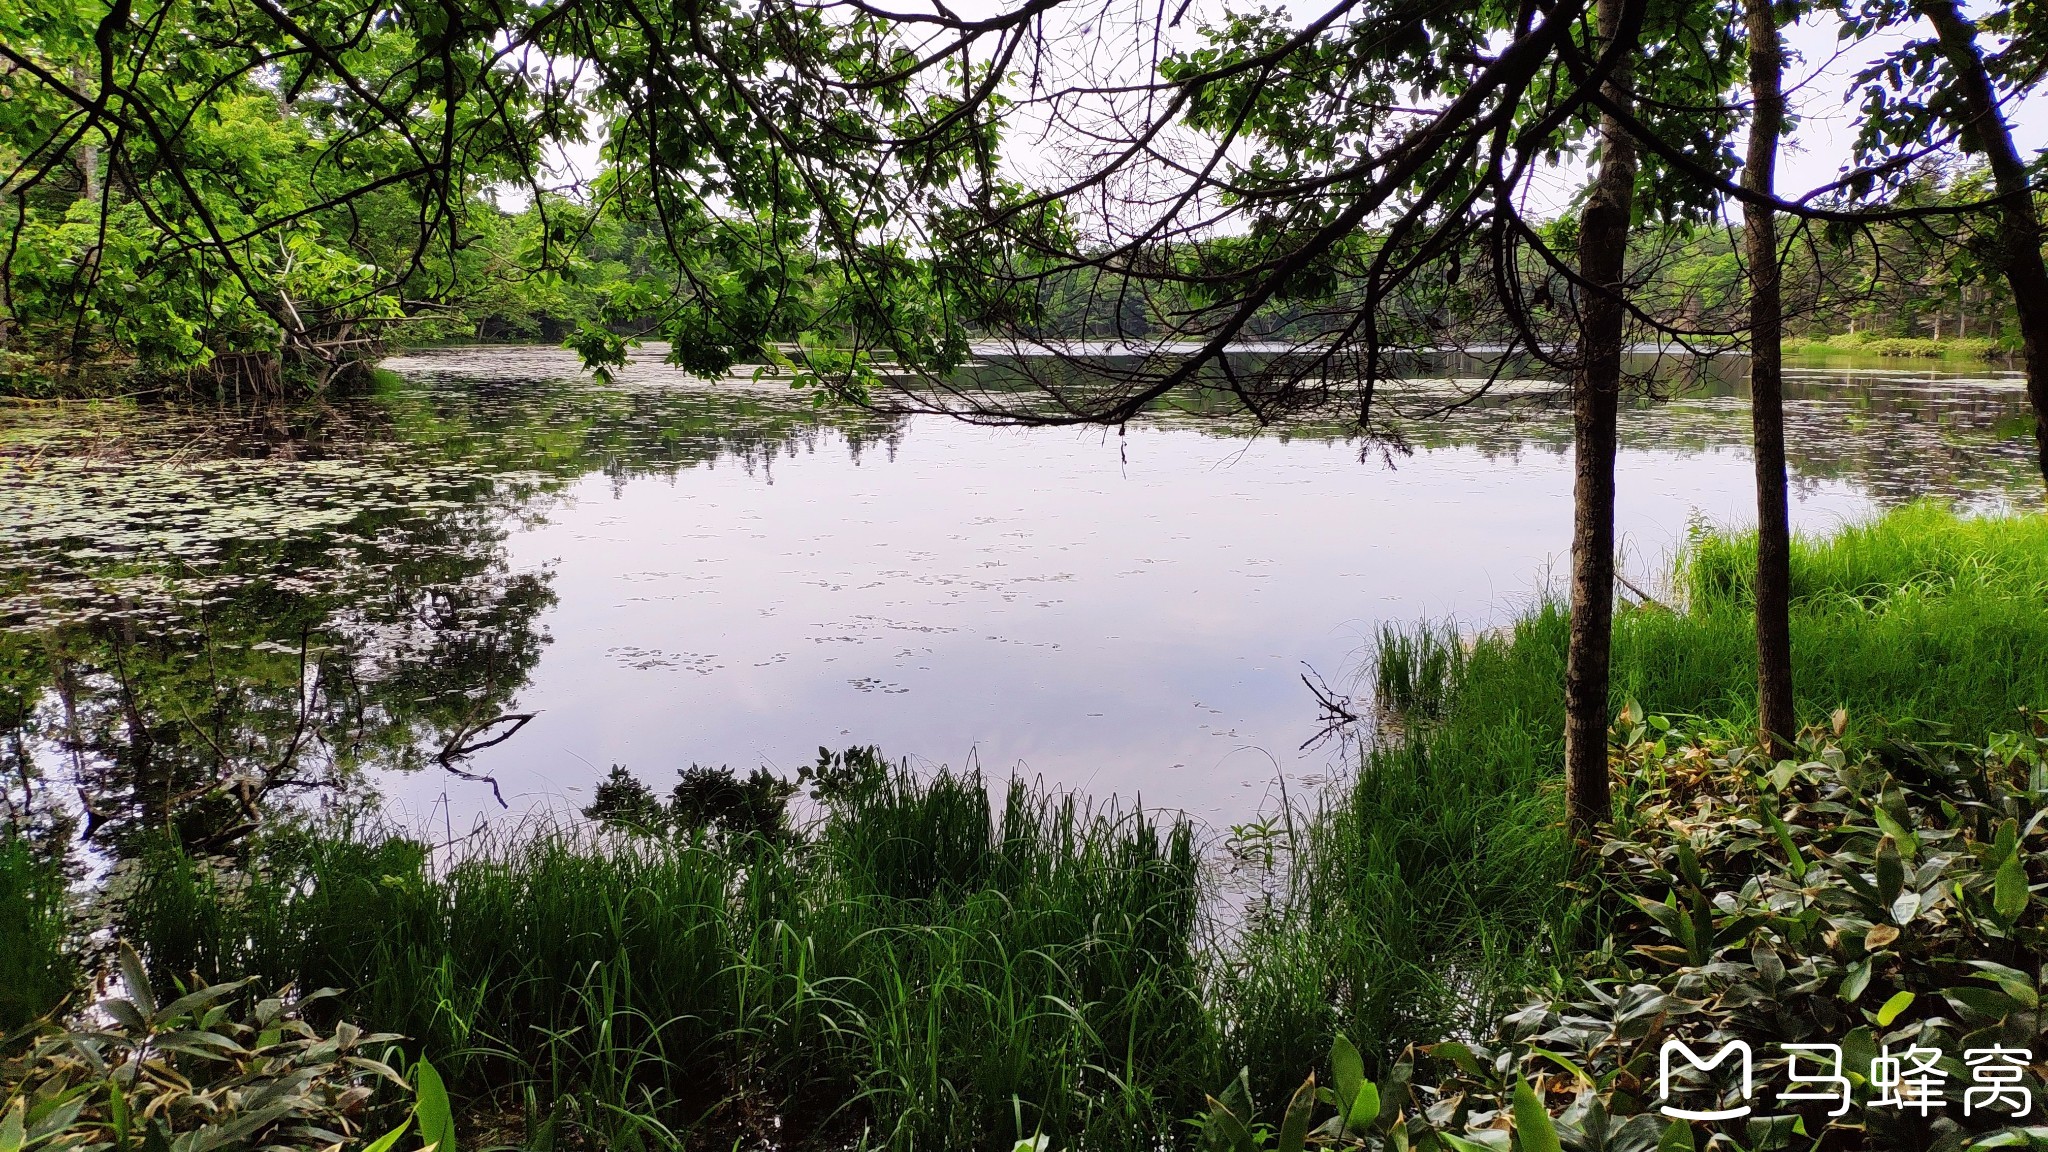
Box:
0;836;72;1036
116;761;1214;1151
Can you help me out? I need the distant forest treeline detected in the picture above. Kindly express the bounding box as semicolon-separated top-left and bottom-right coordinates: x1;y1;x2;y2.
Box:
0;32;2026;399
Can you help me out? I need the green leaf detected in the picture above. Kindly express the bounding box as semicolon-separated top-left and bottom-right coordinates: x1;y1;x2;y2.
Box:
413;1056;456;1152
1994;849;2030;925
1841;960;1873;1004
1968;961;2039;1008
1876;990;1915;1026
1277;1076;1316;1152
1944;985;2015;1022
117;943;156;1019
1873;807;1918;860
1675;840;1705;893
101;997;148;1034
1762;805;1806;880
109;1080;129;1152
1841;1027;1878;1086
1437;1134;1500;1152
1527;1046;1595;1089
1511;1078;1563;1152
1347;1081;1381;1135
1657;1117;1695;1152
1330;1034;1365;1117
1200;1096;1255;1152
1;1099;26;1152
157;981;247;1024
1876;838;1905;907
1430;1041;1484;1078
359;1116;413;1152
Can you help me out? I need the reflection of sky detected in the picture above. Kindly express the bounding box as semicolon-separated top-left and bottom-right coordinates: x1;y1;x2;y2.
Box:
377;400;1892;837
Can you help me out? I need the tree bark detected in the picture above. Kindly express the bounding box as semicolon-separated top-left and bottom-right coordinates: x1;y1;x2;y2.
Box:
1564;0;1639;837
1745;0;1796;757
1916;0;2048;492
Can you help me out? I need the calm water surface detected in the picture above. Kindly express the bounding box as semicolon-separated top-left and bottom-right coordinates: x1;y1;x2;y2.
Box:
1;345;2035;844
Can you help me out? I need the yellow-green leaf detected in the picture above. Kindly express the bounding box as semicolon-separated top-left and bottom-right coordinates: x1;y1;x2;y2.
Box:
413;1056;456;1152
1995;850;2030;924
1277;1075;1315;1152
1511;1078;1562;1152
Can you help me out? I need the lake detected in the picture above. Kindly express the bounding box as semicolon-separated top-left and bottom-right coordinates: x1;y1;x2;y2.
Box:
0;345;2036;847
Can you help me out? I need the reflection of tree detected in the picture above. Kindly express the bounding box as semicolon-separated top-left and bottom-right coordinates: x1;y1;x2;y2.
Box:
374;348;908;486
1103;352;2036;507
0;410;557;856
0;349;922;857
3;346;2031;857
1;503;554;855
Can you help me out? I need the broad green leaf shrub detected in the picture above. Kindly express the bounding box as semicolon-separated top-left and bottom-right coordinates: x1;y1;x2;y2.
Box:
1201;716;2048;1151
0;945;412;1152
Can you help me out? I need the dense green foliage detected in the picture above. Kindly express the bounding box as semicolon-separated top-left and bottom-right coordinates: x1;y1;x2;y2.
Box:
116;760;1210;1150
0;0;1037;396
2;0;2036;398
1;945;423;1151
1205;717;2048;1151
1228;503;2048;1103
0;836;71;1035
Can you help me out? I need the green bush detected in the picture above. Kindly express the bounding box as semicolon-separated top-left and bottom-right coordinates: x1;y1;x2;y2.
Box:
1208;717;2048;1150
1;945;416;1152
118;764;1216;1151
1228;505;2048;1099
1784;333;2000;360
0;837;73;1036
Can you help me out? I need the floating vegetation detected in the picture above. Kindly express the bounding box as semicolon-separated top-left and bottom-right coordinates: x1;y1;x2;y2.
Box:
0;459;505;635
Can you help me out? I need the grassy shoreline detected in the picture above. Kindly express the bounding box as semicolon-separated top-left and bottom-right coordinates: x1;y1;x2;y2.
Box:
1783;332;2016;361
6;503;2048;1149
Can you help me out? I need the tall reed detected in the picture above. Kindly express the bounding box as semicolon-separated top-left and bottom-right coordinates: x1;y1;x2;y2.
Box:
119;768;1216;1151
0;833;73;1035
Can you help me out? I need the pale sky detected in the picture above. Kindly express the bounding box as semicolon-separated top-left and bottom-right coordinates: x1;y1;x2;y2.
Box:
531;0;2047;224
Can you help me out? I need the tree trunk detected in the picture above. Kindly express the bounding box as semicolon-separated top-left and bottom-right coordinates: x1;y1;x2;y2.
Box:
1744;0;1796;758
1564;0;1639;838
1916;0;2048;492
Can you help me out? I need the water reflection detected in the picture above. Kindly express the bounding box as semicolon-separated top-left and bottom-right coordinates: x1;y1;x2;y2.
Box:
0;344;2035;852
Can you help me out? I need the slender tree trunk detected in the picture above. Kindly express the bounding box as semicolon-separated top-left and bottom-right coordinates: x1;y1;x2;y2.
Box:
70;66;100;205
1564;0;1640;837
1744;0;1796;758
1916;0;2048;491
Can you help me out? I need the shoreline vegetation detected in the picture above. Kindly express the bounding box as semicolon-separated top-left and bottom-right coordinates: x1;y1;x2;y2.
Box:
0;331;2022;408
7;502;2048;1149
1784;333;2019;362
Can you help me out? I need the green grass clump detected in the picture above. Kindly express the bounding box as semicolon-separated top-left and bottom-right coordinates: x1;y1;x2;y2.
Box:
1783;332;2003;360
1225;607;1574;1099
1230;504;2048;1089
1641;503;2048;736
119;767;1215;1151
0;834;74;1035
